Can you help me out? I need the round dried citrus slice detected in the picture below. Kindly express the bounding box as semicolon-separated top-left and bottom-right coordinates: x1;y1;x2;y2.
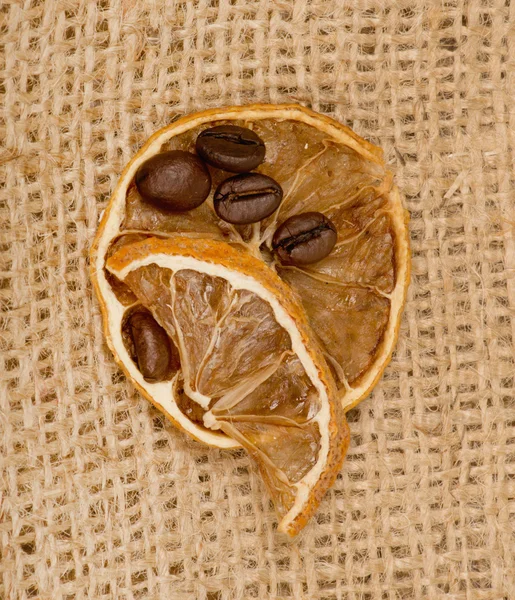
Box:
104;236;349;536
91;103;409;417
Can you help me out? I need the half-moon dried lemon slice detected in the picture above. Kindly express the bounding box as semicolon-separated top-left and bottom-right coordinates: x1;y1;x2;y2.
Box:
90;104;409;421
105;236;349;536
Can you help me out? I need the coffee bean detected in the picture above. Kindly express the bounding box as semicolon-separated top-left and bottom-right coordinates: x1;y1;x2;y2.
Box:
214;173;283;225
129;311;179;382
272;212;337;266
135;150;211;211
196;125;266;172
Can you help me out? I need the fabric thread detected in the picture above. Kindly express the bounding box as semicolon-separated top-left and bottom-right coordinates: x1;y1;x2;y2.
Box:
1;1;514;598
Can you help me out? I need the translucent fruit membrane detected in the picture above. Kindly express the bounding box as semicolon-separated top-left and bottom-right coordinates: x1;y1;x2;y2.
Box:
118;261;325;520
110;118;395;394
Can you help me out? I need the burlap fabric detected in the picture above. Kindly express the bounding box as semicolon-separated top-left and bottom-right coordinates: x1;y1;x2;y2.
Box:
1;1;514;598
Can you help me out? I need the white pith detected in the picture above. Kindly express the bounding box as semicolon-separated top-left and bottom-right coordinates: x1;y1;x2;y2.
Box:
107;252;331;531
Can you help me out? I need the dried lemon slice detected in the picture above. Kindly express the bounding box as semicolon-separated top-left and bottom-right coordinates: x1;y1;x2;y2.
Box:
91;104;409;417
105;236;349;536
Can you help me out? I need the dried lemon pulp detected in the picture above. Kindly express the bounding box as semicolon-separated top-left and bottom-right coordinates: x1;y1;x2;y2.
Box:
90;104;410;534
105;236;348;536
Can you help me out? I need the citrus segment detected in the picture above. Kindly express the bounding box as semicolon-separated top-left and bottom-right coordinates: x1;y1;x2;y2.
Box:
124;182;230;239
278;269;391;386
122;265;291;406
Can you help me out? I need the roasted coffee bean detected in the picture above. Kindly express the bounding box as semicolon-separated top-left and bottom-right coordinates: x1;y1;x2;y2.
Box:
129;311;179;382
214;173;283;224
272;212;337;266
196;125;266;172
135;150;211;211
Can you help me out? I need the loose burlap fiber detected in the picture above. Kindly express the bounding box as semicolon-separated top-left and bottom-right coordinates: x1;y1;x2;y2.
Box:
1;1;514;598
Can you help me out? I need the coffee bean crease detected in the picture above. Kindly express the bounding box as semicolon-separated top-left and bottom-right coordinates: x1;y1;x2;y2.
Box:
214;173;283;225
196;125;266;172
272;212;337;266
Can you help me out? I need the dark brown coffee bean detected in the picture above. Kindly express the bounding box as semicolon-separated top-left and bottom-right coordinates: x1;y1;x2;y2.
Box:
214;173;283;224
129;311;179;382
272;212;337;266
135;150;211;211
196;125;266;172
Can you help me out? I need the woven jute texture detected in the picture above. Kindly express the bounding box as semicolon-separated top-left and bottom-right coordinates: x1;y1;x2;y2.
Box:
1;1;514;598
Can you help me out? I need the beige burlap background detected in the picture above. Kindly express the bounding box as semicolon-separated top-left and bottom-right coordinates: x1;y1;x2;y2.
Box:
1;1;514;598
